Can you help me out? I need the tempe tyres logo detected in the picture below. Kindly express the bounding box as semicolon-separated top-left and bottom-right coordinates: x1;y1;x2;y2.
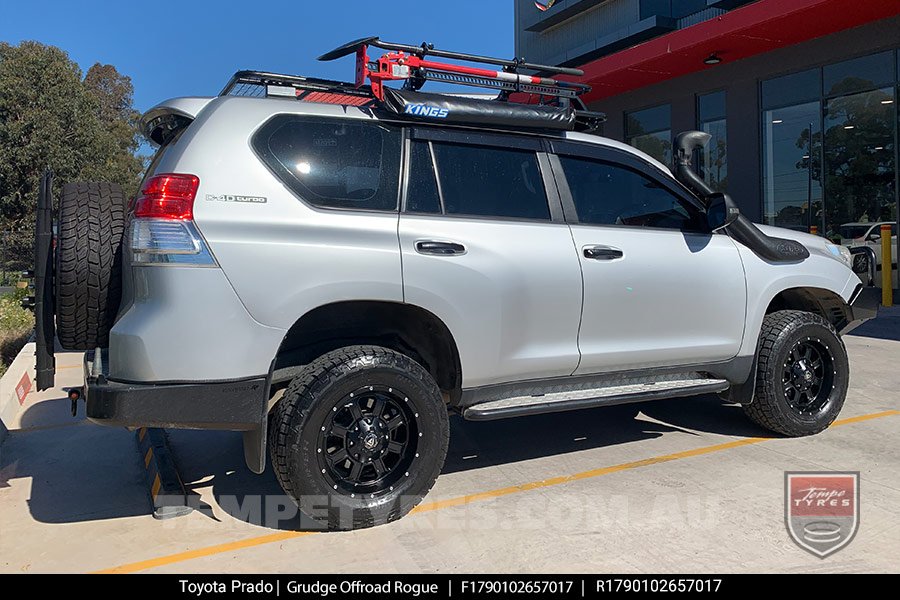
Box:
534;0;557;11
785;472;859;558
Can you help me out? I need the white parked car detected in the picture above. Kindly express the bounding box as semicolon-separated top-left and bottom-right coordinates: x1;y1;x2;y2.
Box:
840;222;898;287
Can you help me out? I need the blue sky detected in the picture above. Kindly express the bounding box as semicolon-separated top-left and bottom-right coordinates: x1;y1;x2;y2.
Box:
1;0;515;112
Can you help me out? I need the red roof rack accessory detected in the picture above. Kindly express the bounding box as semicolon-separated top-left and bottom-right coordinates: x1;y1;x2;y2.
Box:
318;37;591;104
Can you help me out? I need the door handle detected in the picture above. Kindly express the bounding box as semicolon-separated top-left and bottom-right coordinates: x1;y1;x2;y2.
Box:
415;240;467;256
583;245;624;260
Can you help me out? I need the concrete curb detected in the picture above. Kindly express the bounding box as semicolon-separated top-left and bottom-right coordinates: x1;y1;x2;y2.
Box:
135;427;193;520
0;339;36;446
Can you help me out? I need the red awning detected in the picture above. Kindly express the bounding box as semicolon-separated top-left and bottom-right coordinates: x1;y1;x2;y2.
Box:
573;0;900;103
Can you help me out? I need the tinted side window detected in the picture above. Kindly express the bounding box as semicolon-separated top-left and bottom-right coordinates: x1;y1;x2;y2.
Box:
253;116;400;211
559;156;702;231
430;142;550;220
406;141;441;214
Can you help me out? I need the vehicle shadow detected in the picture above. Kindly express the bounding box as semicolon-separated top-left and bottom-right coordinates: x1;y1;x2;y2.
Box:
4;405;151;524
638;396;774;439
847;305;900;342
15;397;84;429
172;393;770;532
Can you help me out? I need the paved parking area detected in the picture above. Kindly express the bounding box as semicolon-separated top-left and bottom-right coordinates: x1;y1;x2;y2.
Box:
1;311;899;573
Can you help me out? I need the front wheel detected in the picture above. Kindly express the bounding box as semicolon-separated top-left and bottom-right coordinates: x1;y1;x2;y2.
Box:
743;310;849;436
269;345;450;530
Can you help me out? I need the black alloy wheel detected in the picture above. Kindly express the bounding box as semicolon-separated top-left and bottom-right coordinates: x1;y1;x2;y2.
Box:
319;385;419;496
781;338;835;416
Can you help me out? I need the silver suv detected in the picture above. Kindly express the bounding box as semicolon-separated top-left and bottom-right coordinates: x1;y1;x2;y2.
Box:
33;39;878;530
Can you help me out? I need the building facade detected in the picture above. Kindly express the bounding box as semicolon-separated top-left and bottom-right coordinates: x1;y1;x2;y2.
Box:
515;0;900;247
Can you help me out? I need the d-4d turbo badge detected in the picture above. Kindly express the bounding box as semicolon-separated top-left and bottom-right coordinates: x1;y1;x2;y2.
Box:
206;194;267;204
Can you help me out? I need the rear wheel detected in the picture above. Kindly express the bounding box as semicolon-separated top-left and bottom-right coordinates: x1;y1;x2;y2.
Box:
55;182;127;350
269;345;449;530
744;310;848;436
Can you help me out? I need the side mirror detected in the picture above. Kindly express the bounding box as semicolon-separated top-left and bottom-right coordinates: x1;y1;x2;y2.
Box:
706;192;740;232
868;233;882;243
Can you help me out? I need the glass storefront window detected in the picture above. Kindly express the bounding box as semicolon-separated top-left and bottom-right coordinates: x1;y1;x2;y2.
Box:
823;86;896;242
626;104;671;165
761;68;821;109
760;51;899;288
697;91;727;192
823;51;893;97
762;102;822;232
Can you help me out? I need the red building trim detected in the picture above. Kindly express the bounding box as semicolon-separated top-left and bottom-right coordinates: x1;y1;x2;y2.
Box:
572;0;900;103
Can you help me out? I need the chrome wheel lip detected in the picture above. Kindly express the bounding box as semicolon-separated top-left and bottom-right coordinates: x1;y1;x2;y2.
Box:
316;384;419;497
781;336;835;416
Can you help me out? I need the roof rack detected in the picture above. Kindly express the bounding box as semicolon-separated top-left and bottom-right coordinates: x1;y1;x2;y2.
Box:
317;37;591;102
218;39;605;133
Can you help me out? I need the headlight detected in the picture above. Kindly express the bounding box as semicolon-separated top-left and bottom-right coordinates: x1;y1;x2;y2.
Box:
826;243;853;268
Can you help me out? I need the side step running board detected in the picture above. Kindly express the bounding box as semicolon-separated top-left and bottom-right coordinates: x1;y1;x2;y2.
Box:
462;378;730;421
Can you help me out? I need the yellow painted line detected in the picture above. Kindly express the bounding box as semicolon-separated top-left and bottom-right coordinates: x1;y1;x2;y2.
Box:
144;447;153;469
150;474;161;501
94;409;899;574
414;410;900;513
411;437;765;514
138;428;147;442
95;531;316;574
826;409;899;426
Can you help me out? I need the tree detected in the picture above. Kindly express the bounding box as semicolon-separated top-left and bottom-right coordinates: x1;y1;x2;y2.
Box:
792;79;896;240
82;63;144;193
0;41;143;234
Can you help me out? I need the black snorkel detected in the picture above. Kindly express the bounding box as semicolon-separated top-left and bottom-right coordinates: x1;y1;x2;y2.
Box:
673;131;809;263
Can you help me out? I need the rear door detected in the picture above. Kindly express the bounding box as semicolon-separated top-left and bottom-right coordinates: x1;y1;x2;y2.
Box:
399;128;583;389
550;140;747;374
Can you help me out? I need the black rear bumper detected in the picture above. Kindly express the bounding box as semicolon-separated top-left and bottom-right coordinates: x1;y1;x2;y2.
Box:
841;285;880;334
84;352;268;430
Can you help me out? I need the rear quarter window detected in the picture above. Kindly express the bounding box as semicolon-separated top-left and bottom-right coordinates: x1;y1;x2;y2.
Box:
253;115;401;211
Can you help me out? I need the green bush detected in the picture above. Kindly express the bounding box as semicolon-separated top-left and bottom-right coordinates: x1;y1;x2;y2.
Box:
0;290;33;331
0;290;33;376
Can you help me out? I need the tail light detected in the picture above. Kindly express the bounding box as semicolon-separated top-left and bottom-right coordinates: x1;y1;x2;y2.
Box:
130;173;216;266
134;173;199;219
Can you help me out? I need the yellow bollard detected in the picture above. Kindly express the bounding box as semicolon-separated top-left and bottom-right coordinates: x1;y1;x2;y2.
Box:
882;224;893;307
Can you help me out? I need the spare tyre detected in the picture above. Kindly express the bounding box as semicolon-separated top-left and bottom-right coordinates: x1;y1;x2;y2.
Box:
55;182;127;350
